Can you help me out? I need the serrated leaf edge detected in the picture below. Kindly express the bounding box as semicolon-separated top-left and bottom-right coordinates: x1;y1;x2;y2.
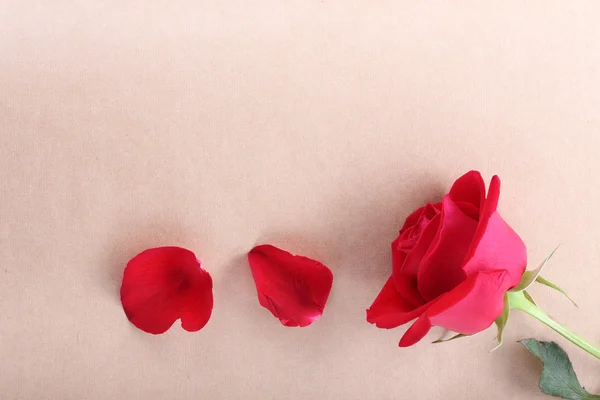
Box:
520;339;600;399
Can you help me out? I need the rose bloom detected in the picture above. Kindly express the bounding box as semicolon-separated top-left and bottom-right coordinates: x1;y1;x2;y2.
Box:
367;171;526;346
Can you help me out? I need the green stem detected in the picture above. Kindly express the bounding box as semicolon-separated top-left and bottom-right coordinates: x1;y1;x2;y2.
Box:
508;291;600;360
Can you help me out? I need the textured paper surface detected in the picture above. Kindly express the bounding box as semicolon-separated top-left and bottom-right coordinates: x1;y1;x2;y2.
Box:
1;2;600;399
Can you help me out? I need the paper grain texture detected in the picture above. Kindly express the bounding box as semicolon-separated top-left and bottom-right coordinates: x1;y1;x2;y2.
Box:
1;2;600;399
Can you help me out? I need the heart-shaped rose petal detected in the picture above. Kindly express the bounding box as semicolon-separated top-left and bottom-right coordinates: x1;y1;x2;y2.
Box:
120;246;213;334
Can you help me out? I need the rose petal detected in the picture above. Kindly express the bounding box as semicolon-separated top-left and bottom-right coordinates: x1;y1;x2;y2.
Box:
399;270;511;347
448;170;486;212
366;276;431;328
389;249;425;308
466;175;501;257
392;203;440;276
417;195;478;301
398;314;432;347
120;247;213;334
463;212;527;287
395;213;441;279
398;206;427;236
454;201;480;220
463;176;527;287
247;245;333;327
391;239;407;280
394;274;426;308
397;202;440;237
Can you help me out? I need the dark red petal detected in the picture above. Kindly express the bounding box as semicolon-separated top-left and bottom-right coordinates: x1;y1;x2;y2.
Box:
392;203;440;276
463;176;527;287
120;247;213;334
398;314;432;347
247;245;333;327
395;274;426;308
417;195;478;301
398;202;440;236
398;205;428;236
367;277;431;329
398;270;511;346
448;170;486;211
454;201;480;220
395;213;441;279
390;248;425;308
421;202;441;220
391;235;408;275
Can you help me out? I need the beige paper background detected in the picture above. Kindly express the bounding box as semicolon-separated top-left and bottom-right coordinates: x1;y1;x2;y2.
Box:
2;2;600;399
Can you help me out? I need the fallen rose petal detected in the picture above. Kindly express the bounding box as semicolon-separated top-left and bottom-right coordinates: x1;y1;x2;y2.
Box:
120;246;213;334
247;244;333;327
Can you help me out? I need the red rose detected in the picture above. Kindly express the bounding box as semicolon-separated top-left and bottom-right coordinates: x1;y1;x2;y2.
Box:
367;171;526;346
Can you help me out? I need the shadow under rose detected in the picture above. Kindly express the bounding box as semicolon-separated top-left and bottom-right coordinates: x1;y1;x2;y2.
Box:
307;169;446;283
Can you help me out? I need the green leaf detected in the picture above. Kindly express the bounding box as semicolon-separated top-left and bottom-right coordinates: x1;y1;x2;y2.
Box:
511;246;560;292
432;333;469;344
536;275;578;308
491;293;510;351
521;339;600;399
523;290;537;307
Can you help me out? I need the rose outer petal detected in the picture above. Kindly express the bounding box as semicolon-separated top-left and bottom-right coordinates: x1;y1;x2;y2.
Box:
464;175;501;262
247;245;333;327
120;247;213;334
448;170;486;212
463;176;527;287
399;270;511;347
366;276;430;328
463;212;527;288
